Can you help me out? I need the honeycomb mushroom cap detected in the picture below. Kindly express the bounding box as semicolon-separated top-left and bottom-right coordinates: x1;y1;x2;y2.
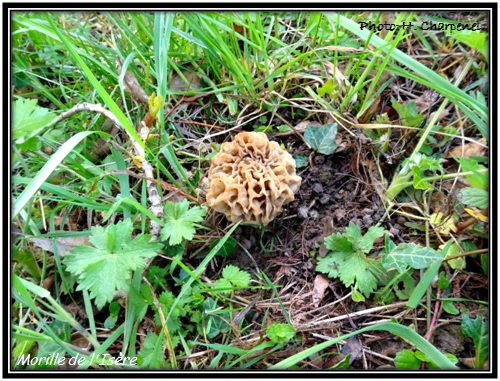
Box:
206;131;301;225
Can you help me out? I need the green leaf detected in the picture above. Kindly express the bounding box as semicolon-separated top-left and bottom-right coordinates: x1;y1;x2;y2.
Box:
407;259;443;309
304;123;338;155
203;298;231;338
338;253;379;296
461;313;489;369
267;323;296;344
328;354;351;369
393;271;416;300
449;30;488;58
63;220;162;310
412;166;433;190
394;349;421;369
13;131;107;218
344;221;363;242
391;99;425;127
427;353;458;370
221;265;251;288
320;223;386;297
351;288;365;302
441;300;460;315
382;243;442;273
418;155;444;173
137;333;164;369
214;278;233;291
455;157;488;189
317;78;337;97
357;225;386;253
315;254;339;279
460;188;488;208
160;199;207;245
445;243;466;270
294;154;309;169
437;271;451;290
13;97;56;141
146;265;169;289
153;291;186;332
324;233;354;253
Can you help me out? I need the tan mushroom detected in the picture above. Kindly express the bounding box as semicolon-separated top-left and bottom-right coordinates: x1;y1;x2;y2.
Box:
206;131;301;225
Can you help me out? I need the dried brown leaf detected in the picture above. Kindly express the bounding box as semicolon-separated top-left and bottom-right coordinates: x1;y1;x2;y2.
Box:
341;336;363;363
116;59;149;106
169;70;202;92
312;274;330;307
29;236;90;257
446;137;487;159
409;90;439;113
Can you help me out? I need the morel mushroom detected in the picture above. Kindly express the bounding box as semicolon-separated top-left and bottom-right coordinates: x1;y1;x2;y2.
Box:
206;131;301;225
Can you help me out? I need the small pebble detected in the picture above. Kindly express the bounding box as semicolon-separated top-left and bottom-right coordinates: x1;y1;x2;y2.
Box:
390;227;400;235
397;216;406;225
312;183;324;194
309;209;320;219
319;194;330;204
364;208;374;215
298;206;309;219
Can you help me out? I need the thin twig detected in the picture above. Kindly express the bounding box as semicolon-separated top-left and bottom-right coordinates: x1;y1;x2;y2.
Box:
292;301;410;330
52;102;164;240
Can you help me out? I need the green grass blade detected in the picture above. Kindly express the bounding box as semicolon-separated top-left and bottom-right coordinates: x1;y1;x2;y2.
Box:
45;15;144;149
269;321;458;370
13;131;107;218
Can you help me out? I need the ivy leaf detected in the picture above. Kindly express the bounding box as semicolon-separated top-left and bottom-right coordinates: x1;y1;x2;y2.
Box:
63;220;161;310
304;123;338;155
382;243;442;273
13;97;56;141
293;154;309;169
160;199;207;246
